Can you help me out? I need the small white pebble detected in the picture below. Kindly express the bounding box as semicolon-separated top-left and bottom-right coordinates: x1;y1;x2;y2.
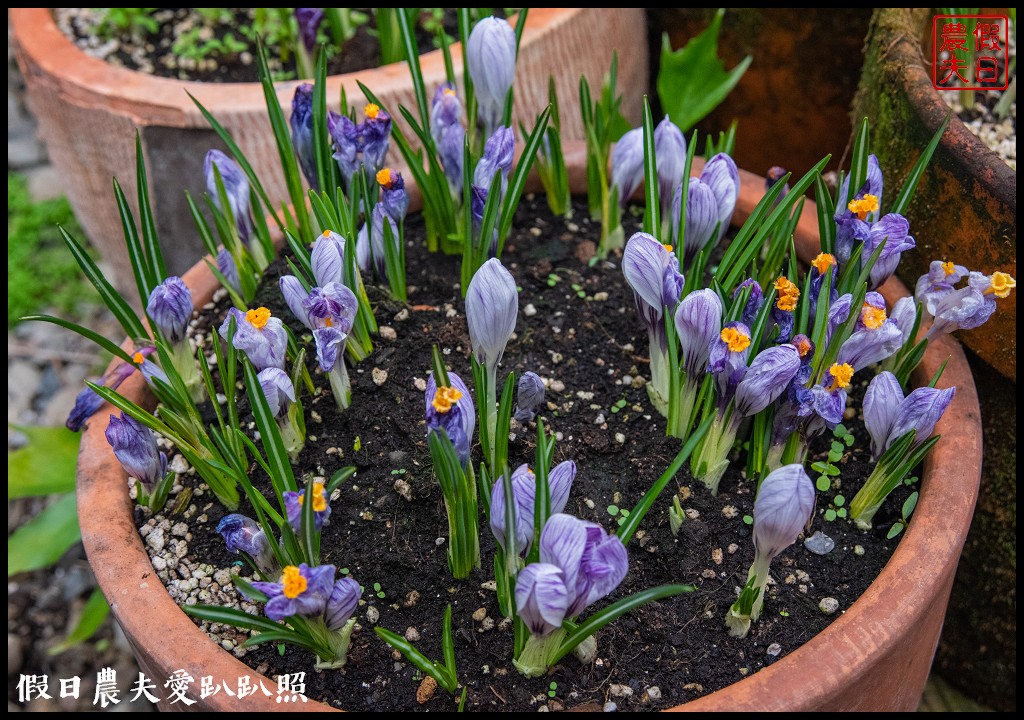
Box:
379;326;397;341
524;303;537;317
819;597;840;614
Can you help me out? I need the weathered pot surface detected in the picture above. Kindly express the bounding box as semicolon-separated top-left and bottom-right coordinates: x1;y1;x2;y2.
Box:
75;156;982;711
852;7;1016;380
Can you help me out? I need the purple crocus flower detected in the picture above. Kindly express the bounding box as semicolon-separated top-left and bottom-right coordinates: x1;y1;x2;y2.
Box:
283;481;332;532
310;230;347;287
303;283;358;373
809;362;854;430
290;84;318;191
708;321;752;404
674;288;723;379
219;307;288;372
611;127;644;206
328;111;360;185
733;344;802;418
360;103;392;176
431;83;466;195
466;258;518;370
863;371;955;460
280;275;312;329
888;295;918;347
466;16;517;137
732;278;764;329
514;371;546;422
295;8;324;53
915;260;970;313
672;177;719;265
808;253;838;322
67;356;139;432
313;325;347;372
377;168;409;223
515;562;569;637
923;271;1014;340
146;276;193;344
701;153;740;243
357;203;396;279
257;367;295;419
834;154;884;266
836;293;905;371
654;115;686;218
753;464;815;561
104;412;167;492
325;576;361;631
217;514;278;576
252;563;335;621
216;247;241;295
860;213;916;290
765;166;790;203
769;335;817;448
205;150;253;244
490;461;576;556
425;371;476;468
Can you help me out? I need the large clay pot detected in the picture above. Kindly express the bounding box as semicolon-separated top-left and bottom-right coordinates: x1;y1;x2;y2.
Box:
9;8;647;292
648;8;872;179
852;8;1016;381
75;151;982;711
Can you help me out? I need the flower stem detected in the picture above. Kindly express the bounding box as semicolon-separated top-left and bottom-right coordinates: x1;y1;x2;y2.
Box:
513;629;566;678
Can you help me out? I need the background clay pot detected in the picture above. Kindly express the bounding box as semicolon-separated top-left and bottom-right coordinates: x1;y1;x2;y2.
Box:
9;8;648;293
647;8;872;178
74;153;982;711
853;9;1016;709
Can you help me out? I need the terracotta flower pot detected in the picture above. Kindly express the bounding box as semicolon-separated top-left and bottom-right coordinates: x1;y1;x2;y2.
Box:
9;8;647;292
75;153;981;711
852;8;1016;381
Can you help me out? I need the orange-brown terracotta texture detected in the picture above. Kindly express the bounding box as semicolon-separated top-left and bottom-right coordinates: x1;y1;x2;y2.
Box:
74;151;982;711
853;8;1016;380
10;8;648;292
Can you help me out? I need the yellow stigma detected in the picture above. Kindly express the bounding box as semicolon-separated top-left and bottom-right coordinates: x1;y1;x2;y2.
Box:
443;87;456;97
376;168;393;189
133;351;145;365
663;244;673;253
942;261;956;276
774;277;800;312
812;253;836;275
795;336;812;358
364;103;380;119
324;317;333;327
245;307;272;330
985;271;1016;298
431;386;463;413
847;194;879;220
297;482;328;513
828;363;854;391
720;327;751;353
281;566;307;599
861;303;887;330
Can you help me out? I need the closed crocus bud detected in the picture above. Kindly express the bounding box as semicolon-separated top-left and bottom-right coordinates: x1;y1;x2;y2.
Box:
514;371;546;422
611;127;644;206
675;289;723;379
310;230;346;287
654;115;686;215
622;232;684;341
888;295;917;346
431;82;462;139
733;344;802;418
431;85;466;193
474;126;515;203
220;307;288;372
295;7;324;52
280;275;312;329
360;103;392;176
205;150;253;244
673;178;719;265
252;563;335;621
882;380;955;459
861;213;916;290
515;562;570;637
216;247;241;295
425;371;476;468
438;122;466;196
467;16;517;136
257;367;295;419
290;84;318;191
863;371;905;460
313;325;348;372
753;464;815;561
377;168;409;222
146;277;193;344
539;513;628;618
328;111;360;185
105;412;167;491
765;166;790;201
216;513;277;576
490;461;576;556
284;481;332;532
733;278;764;329
325;576;361;631
701;153;739;242
466;258;518;369
365;203;396;279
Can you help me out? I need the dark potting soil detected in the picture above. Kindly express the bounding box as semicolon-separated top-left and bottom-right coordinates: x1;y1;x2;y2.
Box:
58;8;457;83
145;196;916;711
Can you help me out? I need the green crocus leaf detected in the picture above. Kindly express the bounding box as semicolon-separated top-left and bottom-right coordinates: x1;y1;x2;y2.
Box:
8;424;81;499
8;493;81;575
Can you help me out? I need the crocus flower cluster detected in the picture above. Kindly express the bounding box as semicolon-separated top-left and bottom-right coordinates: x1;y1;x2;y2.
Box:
513;513;628;677
915;263;1016;341
727;464;814;638
466;16;517;138
327;102;393;188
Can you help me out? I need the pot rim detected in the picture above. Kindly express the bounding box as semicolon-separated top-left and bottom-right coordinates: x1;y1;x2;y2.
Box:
8;8;576;127
73;153;982;711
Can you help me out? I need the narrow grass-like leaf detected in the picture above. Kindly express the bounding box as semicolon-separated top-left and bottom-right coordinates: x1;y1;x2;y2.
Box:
641;96;659;236
890;112;951;215
497;105;552;252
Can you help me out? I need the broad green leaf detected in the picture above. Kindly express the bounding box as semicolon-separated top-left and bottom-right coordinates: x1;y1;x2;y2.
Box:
49;587;110;655
8;493;80;575
8;425;81;499
656;10;752;132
